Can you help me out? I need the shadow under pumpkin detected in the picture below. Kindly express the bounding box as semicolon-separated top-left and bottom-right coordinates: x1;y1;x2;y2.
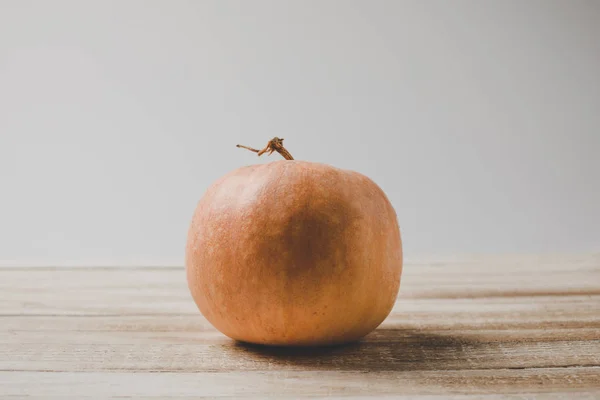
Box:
228;328;482;372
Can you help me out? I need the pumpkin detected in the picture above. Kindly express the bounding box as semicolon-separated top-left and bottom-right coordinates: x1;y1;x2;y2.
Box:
186;138;402;346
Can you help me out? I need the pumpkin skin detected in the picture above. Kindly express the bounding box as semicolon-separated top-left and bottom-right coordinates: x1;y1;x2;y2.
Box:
186;160;402;346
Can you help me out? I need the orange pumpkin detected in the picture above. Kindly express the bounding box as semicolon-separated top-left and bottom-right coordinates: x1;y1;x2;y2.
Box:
186;138;402;346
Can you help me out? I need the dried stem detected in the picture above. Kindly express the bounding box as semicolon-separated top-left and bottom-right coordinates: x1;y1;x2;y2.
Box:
235;144;260;153
236;137;294;160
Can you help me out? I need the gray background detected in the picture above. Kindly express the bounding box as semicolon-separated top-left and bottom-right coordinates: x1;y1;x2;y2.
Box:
1;0;599;266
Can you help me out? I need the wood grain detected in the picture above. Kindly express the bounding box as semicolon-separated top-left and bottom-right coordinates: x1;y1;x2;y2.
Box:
1;255;599;398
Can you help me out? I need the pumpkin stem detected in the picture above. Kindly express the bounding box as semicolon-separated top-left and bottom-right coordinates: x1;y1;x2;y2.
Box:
236;137;294;160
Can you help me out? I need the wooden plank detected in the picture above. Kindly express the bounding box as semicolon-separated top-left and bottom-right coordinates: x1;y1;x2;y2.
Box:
2;308;600;373
1;255;599;398
1;369;600;398
1;255;599;316
1;333;599;373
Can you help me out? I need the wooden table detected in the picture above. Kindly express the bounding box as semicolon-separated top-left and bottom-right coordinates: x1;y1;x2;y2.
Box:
1;255;599;399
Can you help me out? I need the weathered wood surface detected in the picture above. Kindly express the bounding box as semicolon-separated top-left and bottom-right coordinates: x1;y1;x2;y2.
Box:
1;255;599;398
